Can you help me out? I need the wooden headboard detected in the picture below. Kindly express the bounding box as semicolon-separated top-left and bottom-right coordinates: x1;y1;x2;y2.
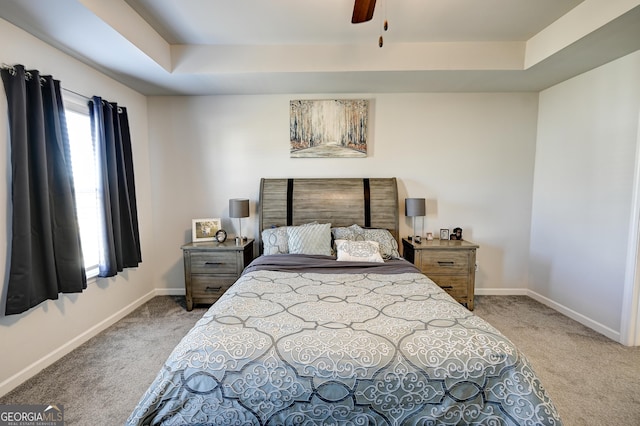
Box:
259;178;399;253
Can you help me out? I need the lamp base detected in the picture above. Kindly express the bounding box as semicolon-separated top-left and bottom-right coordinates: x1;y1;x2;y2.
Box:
411;217;422;244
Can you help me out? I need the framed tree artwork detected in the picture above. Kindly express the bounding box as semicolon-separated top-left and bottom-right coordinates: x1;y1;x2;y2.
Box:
290;99;369;158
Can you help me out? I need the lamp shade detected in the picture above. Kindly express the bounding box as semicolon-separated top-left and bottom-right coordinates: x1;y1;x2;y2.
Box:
229;199;250;218
405;198;426;217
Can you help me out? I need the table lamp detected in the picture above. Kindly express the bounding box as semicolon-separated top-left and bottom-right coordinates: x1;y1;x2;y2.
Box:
405;198;426;243
229;198;249;243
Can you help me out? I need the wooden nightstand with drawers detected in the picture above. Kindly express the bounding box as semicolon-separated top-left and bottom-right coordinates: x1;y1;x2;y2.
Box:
402;238;479;310
181;239;254;311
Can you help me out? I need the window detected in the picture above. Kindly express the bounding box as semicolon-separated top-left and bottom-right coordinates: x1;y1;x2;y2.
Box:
64;94;100;278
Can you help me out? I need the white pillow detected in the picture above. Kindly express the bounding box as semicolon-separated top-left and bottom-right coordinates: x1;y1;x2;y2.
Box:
287;223;332;255
335;239;384;263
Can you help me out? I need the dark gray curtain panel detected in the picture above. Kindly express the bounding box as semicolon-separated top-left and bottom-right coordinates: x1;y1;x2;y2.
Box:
89;97;141;277
1;65;87;315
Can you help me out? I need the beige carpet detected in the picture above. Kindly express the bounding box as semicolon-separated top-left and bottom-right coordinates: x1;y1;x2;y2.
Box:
1;295;639;425
0;296;208;425
473;296;640;426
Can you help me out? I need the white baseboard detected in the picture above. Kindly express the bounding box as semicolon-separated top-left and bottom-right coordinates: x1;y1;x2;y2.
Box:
0;288;189;397
475;288;620;342
155;288;185;296
526;290;620;342
0;289;159;398
475;288;528;296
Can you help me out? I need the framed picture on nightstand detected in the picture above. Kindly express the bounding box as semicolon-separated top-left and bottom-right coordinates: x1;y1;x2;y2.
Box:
192;218;221;242
440;228;449;240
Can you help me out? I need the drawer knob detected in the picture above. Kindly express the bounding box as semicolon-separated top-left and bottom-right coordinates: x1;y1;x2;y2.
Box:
441;285;454;289
437;261;455;266
205;286;222;292
204;262;224;266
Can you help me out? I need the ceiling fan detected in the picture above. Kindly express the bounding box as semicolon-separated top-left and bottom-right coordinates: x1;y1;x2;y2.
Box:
351;0;376;23
352;0;388;47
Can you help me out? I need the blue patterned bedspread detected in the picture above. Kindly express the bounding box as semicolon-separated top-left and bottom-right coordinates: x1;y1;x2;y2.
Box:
127;258;562;425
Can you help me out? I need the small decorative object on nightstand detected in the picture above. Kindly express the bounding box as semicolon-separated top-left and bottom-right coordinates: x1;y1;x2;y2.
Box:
402;238;478;310
214;229;227;243
181;238;254;311
191;218;222;242
450;227;463;240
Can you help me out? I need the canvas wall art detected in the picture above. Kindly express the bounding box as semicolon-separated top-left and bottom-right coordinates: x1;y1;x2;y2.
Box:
290;99;369;158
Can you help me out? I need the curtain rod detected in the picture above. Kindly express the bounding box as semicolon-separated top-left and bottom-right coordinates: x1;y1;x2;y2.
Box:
2;64;125;112
62;87;91;101
2;63;45;84
2;64;91;101
1;63;16;75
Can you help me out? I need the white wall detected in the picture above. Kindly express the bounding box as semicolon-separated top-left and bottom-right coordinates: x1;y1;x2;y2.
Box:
147;92;539;295
530;51;640;339
0;18;155;395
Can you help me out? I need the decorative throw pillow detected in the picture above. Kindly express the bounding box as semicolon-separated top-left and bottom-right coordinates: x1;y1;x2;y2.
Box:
332;224;400;259
331;225;358;241
287;223;332;255
262;222;319;255
261;227;289;255
335;240;384;263
359;226;400;259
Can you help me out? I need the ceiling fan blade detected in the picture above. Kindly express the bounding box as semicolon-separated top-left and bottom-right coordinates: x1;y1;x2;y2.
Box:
352;0;376;23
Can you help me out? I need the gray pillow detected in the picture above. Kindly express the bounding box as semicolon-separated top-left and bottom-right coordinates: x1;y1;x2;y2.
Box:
262;222;319;255
331;225;358;241
287;223;332;255
360;226;400;259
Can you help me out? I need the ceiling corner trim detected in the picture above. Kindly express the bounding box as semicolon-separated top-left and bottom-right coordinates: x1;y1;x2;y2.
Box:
170;42;526;76
78;0;172;71
524;0;640;69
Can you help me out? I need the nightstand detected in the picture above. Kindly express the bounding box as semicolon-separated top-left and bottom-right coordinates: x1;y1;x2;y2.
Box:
181;239;254;311
402;238;479;310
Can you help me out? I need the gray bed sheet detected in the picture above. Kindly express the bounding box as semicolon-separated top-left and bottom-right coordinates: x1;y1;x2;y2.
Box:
244;254;421;275
127;255;562;425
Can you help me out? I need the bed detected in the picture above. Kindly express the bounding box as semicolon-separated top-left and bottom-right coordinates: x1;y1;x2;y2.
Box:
127;178;562;425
